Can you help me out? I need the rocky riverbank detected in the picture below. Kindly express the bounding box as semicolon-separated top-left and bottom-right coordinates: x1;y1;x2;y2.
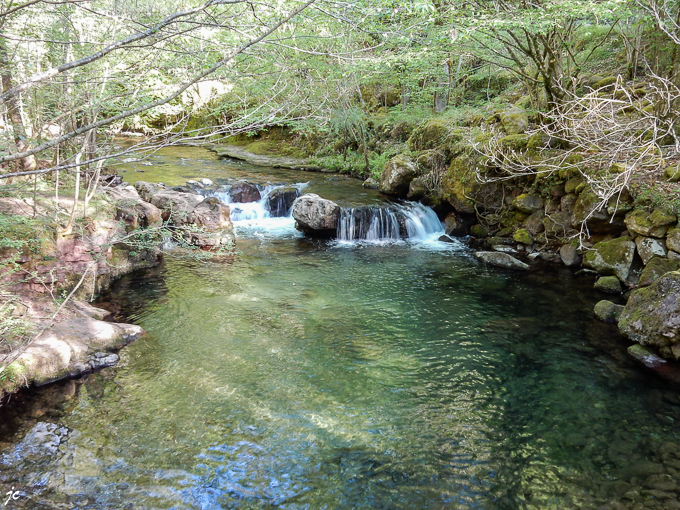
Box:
0;181;234;399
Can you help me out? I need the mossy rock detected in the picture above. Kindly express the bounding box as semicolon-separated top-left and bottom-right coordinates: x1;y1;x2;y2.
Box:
663;164;680;182
513;228;533;245
514;95;532;109
619;271;680;348
564;177;583;194
583;237;636;281
594;275;623;294
499;134;530;151
408;120;449;151
593;76;618;90
572;191;626;234
527;133;547;151
639;257;680;288
470;224;491;238
594;300;624;323
441;155;479;214
624;209;673;238
513;194;544;214
499;107;528;135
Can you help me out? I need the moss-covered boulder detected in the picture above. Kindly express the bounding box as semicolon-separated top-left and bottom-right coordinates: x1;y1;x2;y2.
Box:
667;228;680;252
594;275;622;294
499;107;528;135
513;194;544;214
594;300;625;323
470;224;490;238
564;177;583;194
635;236;667;265
571;191;626;234
379;155;418;197
441;155;479;214
639;257;680;287
499;134;530;151
619;271;680;351
624;209;675;238
583;237;636;281
407;120;449;151
664;164;680;182
593;76;618;90
513;228;533;245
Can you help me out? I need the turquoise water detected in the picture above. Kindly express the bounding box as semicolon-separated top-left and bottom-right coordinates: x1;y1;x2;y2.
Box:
1;149;680;510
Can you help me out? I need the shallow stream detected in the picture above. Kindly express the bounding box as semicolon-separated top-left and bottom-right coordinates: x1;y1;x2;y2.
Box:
1;147;680;509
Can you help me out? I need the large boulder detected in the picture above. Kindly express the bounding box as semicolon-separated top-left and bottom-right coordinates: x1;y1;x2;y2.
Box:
379;155;418;197
229;180;262;203
134;181;203;224
266;187;299;217
112;186;163;230
624;208;676;238
583;237;636;281
291;194;340;235
441;155;480;214
639;257;680;287
499;107;528;135
619;272;680;355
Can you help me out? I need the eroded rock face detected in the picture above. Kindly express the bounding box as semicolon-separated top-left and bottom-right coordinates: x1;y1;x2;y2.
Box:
379;155;418;197
291;194;340;235
619;271;680;352
229;180;262;203
583;237;636;281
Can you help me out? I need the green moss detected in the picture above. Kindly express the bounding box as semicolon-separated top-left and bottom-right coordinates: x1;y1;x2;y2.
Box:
499;134;530;151
441;155;480;214
407;120;449;151
593;76;618;89
0;361;28;394
664;164;680;183
470;224;490;238
513;228;533;245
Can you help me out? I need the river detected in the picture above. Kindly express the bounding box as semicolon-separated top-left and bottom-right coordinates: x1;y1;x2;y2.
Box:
1;146;679;509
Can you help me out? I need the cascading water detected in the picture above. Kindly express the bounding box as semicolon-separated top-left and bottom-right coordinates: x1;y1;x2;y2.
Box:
206;182;308;237
336;202;444;243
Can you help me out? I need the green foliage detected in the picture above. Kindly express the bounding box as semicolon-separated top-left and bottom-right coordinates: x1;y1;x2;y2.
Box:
0;213;51;253
630;182;680;216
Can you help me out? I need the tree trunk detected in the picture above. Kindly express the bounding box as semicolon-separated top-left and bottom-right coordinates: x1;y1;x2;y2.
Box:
434;60;451;113
0;34;37;173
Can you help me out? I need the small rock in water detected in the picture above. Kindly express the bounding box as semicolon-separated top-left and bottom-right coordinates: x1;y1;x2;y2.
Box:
438;235;455;243
594;300;624;323
594;276;623;294
362;178;379;189
474;251;529;270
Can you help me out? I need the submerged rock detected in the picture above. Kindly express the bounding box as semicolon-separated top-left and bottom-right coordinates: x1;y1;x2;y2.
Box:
474;251;529;270
362;178;379;189
583;237;636;281
291;194;340;235
619;271;680;352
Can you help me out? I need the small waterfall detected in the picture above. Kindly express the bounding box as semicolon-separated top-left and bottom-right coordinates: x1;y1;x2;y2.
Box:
207;182;308;237
337;202;442;242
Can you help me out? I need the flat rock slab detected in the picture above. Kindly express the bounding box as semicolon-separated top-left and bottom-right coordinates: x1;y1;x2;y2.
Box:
210;144;320;171
475;251;529;270
2;318;144;394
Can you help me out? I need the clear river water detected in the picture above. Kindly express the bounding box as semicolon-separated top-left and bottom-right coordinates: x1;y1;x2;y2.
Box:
1;146;680;510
